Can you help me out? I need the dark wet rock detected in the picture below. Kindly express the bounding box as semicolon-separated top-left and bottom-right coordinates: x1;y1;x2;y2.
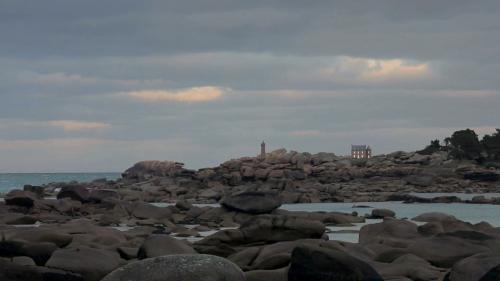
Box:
137;234;196;259
101;254;246;281
370;209;395;219
480;265;500;281
175;200;193;211
46;247;121;281
431;196;462;203
464;171;499;182
4;190;37;208
221;191;282;214
57;185;90;203
288;244;383;281
23;185;45;198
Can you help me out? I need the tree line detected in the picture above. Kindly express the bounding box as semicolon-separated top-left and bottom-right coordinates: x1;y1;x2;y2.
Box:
418;128;500;162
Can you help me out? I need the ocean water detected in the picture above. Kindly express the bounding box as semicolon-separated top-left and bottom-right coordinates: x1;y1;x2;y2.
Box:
152;201;500;243
281;202;500;242
0;173;121;194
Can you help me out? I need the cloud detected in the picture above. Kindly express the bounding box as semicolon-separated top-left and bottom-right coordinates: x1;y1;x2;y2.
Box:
0;119;110;131
127;86;224;102
317;57;431;83
47;120;111;131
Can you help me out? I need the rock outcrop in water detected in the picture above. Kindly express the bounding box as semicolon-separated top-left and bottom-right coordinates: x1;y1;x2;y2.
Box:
95;149;500;204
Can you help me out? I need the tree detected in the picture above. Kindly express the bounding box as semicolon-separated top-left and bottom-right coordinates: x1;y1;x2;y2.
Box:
417;139;442;155
482;129;500;160
447;129;482;160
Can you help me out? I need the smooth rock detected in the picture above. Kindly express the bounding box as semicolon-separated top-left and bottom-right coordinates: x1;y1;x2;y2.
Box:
46;247;121;281
221;191;282;214
101;254;246;281
137;234;196;259
288;244;383;281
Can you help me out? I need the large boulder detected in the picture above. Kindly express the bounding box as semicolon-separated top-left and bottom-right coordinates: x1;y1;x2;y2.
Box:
412;212;457;223
137;234;196;259
374;254;446;281
101;254;246;281
46;247;121;281
221;192;282;214
56;185;90;203
449;253;500;281
4;190;37;208
359;220;421;245
370;209;395;219
480;265;500;281
239;215;326;243
407;235;490;267
5;228;73;248
288;244;383;281
0;258;84;281
0;213;38;225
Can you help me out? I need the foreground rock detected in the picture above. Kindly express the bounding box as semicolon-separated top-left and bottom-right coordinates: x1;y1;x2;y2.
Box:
45;247;122;281
288;244;384;281
102;254;245;281
221;191;282;214
4;190;37;208
449;253;500;281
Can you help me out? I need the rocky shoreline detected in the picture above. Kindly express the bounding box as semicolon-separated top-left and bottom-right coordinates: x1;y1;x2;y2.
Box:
1;149;500;280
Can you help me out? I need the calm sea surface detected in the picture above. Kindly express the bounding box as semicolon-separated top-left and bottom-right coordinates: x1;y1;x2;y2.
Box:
281;202;500;242
153;200;500;243
0;173;121;194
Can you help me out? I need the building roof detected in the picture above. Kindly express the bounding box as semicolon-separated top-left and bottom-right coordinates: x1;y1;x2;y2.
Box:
351;145;371;150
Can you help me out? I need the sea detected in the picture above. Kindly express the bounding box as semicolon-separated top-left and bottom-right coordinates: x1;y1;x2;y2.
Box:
0;173;121;194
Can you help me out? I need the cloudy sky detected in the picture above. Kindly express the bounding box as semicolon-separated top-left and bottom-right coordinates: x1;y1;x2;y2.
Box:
1;0;499;172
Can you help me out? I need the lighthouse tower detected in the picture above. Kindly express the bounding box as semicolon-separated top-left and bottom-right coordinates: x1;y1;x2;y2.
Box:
260;141;266;158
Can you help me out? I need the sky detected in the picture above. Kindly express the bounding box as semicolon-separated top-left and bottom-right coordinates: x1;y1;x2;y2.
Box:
1;0;500;172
